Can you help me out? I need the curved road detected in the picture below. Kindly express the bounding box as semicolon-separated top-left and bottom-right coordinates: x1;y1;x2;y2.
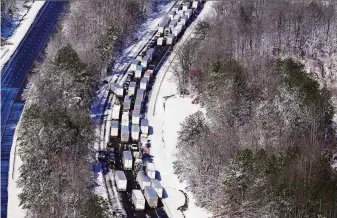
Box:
1;2;65;217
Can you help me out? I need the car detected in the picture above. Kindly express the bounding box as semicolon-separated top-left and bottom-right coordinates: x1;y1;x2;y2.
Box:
155;32;162;37
149;41;156;48
128;71;135;76
148;64;155;71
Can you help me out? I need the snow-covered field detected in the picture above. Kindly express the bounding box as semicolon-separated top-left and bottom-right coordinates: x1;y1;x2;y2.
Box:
149;79;211;218
147;2;214;217
1;1;45;71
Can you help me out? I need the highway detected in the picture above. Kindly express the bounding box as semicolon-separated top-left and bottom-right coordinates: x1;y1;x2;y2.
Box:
95;2;205;216
0;2;66;217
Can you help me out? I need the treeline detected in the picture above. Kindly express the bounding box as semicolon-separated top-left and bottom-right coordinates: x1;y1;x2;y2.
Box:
174;1;337;217
18;1;151;217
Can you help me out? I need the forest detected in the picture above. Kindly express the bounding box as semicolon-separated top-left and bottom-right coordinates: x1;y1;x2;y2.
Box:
174;0;337;217
14;1;152;217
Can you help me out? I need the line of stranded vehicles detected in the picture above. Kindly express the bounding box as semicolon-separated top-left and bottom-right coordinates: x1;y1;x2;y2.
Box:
109;0;201;211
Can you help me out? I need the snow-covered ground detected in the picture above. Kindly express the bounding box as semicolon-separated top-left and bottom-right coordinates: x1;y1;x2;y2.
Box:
7;112;26;218
149;86;211;218
147;2;214;217
1;1;45;71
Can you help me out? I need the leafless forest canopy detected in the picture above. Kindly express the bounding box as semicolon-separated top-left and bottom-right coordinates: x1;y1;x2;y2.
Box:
174;0;337;217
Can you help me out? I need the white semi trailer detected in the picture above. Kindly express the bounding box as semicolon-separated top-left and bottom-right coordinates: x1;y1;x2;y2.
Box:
128;82;136;96
137;171;151;190
140;77;148;90
146;162;156;180
132;190;145;210
111;103;121;120
111;83;124;98
121;112;129;126
144;187;159;208
151;179;163;198
111;120;119;138
132;124;140;142
123;151;133;170
141;118;149;135
123;95;132;111
115;170;127;191
120;125;129;143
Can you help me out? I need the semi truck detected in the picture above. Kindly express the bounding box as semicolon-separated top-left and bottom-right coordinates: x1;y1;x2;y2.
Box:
146;48;155;61
115;170;127;191
151;179;163;198
132;124;140;142
120;125;129;143
111;120;119;138
173;24;183;37
121;112;129;126
135;65;143;79
128;81;136;96
192;0;199;9
144;71;151;81
137;171;151;190
130;59;139;71
166;34;175;45
172;3;181;12
141;118;149;135
111;103;121;120
140;77;148;90
158;17;171;33
134;99;142;112
123;150;133;170
185;8;193;19
140;133;148;146
146;162;156;180
157;37;164;46
132;109;140;125
144;187;159;208
132;190;145;210
183;2;191;11
136;89;145;102
141;55;150;68
111;83;124;98
123;95;132;111
168;10;175;19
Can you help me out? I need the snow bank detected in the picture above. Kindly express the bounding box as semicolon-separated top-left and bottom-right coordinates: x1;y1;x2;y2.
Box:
95;172;110;201
148;68;211;218
7;110;26;218
1;1;45;71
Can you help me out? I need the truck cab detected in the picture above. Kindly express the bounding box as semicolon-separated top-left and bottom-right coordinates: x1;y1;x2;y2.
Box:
164;27;171;37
